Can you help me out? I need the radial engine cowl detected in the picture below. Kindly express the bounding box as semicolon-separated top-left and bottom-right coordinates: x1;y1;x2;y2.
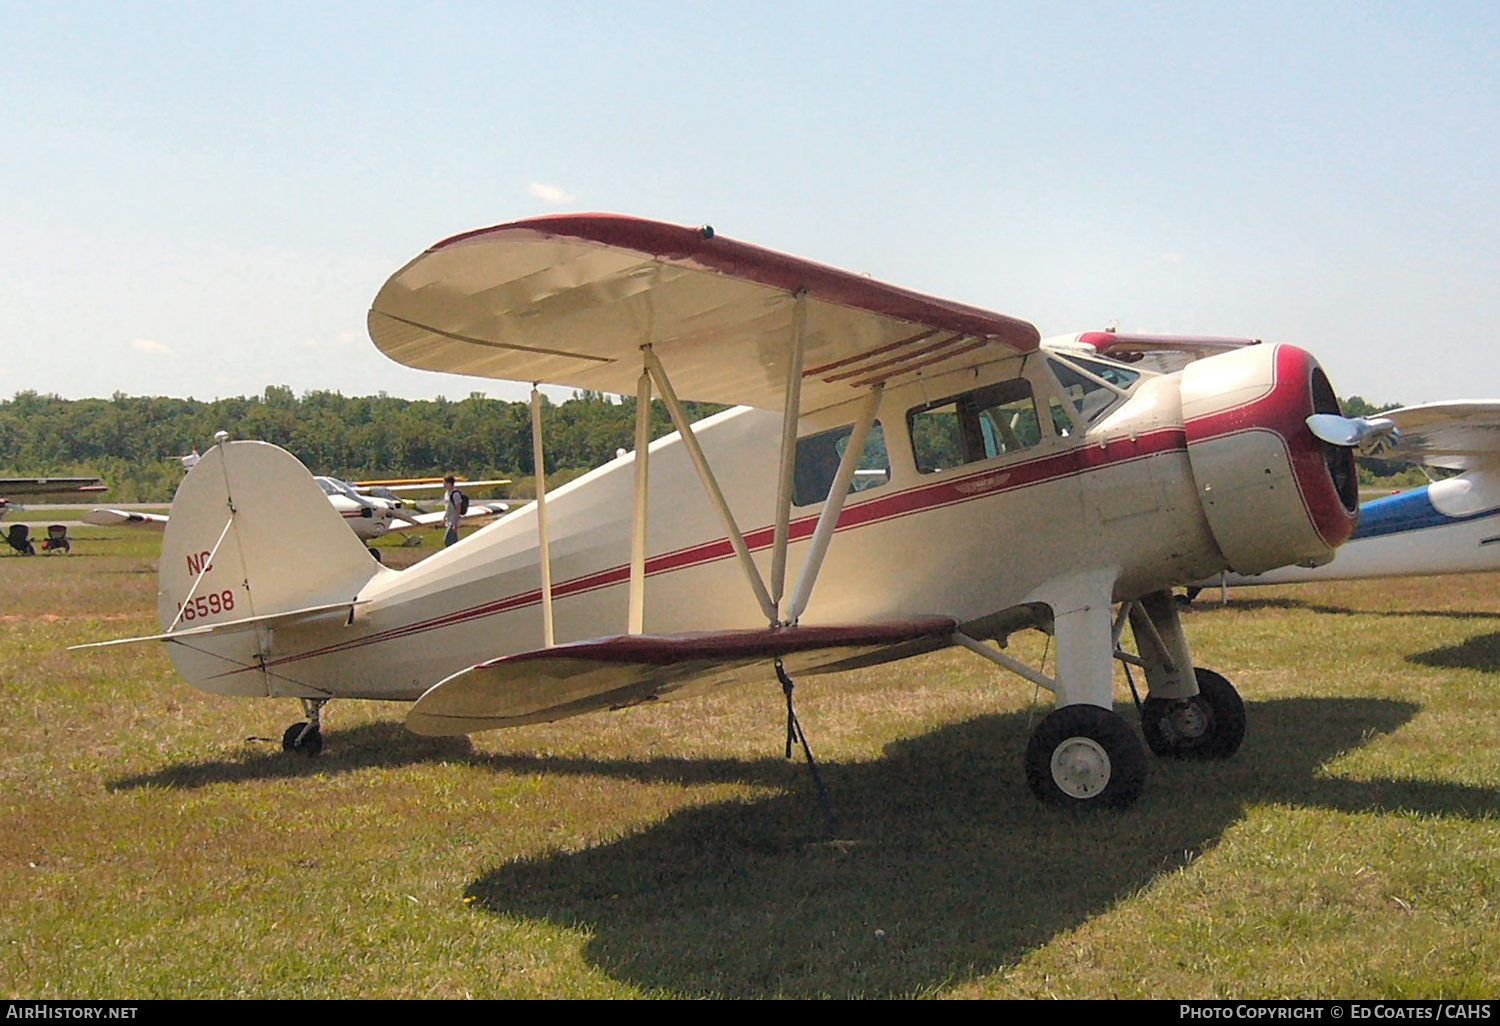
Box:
1180;344;1359;576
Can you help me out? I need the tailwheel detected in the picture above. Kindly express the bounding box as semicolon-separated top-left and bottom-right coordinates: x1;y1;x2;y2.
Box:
1025;704;1147;810
281;698;328;757
1141;667;1245;760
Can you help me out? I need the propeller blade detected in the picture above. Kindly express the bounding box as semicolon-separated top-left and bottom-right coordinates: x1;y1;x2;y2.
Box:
1305;414;1399;453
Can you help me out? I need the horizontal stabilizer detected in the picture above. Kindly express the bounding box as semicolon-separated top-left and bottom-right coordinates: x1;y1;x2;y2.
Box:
70;600;362;650
406;616;958;736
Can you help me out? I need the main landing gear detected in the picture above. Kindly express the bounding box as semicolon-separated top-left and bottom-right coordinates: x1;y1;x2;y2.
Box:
281;698;328;757
998;586;1247;811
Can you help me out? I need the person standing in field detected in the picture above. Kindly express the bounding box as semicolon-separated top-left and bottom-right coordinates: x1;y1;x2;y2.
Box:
443;475;465;548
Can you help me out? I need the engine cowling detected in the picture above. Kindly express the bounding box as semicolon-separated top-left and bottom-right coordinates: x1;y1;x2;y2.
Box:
1179;344;1359;575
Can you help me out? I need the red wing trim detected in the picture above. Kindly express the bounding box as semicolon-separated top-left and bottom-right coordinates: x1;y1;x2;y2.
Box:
431;215;1040;354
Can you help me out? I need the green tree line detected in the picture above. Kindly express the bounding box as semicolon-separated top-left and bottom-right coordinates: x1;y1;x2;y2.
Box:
1;387;1428;503
1;387;724;503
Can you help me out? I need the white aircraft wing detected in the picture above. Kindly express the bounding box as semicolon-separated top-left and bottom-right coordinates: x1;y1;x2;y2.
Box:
1370;401;1500;471
401;501;510;528
369;214;1040;412
406;617;958;735
83;508;169;527
354;478;511;494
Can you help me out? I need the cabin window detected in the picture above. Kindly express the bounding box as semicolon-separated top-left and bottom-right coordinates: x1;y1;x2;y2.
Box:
792;422;890;507
907;378;1042;473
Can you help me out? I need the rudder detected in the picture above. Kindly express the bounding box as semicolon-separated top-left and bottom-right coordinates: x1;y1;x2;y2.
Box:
158;441;386;696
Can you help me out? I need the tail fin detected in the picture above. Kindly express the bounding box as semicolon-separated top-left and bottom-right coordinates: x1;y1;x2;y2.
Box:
158;440;385;696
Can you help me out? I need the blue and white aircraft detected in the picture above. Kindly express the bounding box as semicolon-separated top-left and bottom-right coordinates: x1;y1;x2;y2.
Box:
1210;401;1500;587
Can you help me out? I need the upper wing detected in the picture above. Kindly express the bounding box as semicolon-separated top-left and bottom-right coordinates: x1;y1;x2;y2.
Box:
1370;401;1500;471
1066;331;1260;360
405;617;958;735
368;214;1040;413
83;508;169;527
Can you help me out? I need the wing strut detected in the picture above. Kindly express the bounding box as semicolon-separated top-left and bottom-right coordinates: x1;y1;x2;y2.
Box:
644;346;780;625
786;384;884;623
770;294;808;611
531;385;555;647
627;367;652;635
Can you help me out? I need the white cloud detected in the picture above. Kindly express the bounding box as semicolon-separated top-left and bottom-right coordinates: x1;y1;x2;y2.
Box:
1162;252;1184;264
132;339;174;357
529;182;575;206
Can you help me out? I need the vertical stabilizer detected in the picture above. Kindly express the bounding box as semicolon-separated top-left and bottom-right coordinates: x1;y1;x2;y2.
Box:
158;441;386;695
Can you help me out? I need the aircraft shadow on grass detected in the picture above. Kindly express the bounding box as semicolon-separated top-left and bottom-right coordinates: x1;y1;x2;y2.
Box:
1185;595;1500;624
460;697;1498;999
107;721;479;791
106;720;807;793
1410;630;1500;674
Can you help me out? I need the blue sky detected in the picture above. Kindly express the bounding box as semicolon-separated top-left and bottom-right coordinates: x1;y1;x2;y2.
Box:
3;2;1497;405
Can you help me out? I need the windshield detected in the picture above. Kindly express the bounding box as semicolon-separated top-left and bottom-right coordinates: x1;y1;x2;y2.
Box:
1047;355;1142;424
314;477;359;499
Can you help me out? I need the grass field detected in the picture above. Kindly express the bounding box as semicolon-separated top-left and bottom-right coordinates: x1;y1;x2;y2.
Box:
3;531;1498;998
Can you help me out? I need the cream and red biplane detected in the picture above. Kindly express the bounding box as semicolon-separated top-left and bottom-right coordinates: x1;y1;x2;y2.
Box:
81;215;1371;810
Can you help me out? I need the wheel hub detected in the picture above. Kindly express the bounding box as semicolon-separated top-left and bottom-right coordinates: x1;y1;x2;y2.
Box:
1050;736;1112;799
1165;700;1210;742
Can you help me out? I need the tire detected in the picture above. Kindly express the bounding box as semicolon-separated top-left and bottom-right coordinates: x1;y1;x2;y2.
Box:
282;722;324;757
1140;667;1246;760
1025;704;1147;810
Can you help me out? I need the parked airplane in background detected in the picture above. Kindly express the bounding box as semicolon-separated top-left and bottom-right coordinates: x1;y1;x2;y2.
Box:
79;214;1376;811
1197;401;1500;590
313;475;510;542
84;473;509;543
1;477;106;520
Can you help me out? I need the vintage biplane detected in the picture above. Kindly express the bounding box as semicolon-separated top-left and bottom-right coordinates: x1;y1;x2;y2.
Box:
1199;401;1500;589
80;215;1373;810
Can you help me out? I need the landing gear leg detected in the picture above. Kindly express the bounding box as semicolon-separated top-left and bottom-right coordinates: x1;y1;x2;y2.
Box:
282;698;327;757
1128;590;1245;759
1024;574;1147;809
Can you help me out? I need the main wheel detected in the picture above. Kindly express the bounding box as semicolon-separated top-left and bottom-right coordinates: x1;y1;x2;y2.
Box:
1025;705;1147;810
1140;667;1245;759
281;721;324;757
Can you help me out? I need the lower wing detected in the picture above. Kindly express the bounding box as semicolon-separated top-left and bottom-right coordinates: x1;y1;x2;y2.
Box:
406;617;958;735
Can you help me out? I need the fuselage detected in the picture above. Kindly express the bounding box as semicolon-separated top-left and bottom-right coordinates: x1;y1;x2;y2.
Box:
315;477;409;540
174;340;1357;703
